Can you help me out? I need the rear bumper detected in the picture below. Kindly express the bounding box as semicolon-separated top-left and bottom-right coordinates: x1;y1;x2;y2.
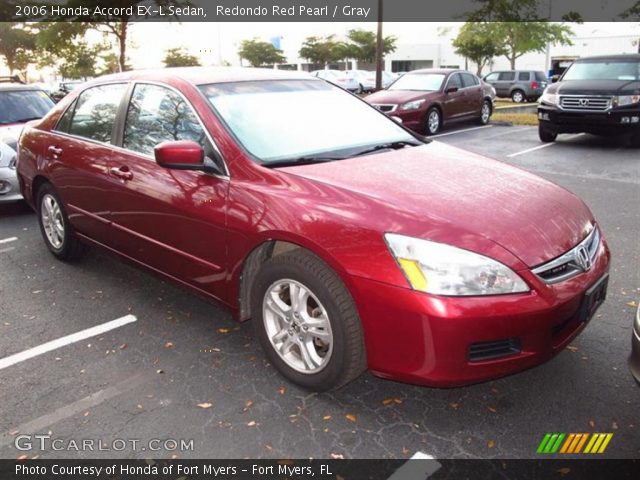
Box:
538;104;640;135
349;241;610;387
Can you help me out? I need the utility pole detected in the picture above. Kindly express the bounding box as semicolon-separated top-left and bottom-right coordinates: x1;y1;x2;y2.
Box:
375;0;383;91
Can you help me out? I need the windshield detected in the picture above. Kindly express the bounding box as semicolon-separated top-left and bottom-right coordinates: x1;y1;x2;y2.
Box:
562;59;640;81
0;90;54;124
388;73;445;91
200;80;416;163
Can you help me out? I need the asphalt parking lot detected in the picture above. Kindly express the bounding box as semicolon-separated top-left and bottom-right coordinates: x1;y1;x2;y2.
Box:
0;124;638;460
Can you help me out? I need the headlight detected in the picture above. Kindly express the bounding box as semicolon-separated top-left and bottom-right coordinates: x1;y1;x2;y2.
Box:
385;233;530;296
401;99;425;110
613;95;640;107
540;92;558;105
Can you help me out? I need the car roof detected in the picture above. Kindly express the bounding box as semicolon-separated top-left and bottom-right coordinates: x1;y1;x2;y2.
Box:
0;83;44;92
93;66;314;87
406;68;463;75
574;54;640;62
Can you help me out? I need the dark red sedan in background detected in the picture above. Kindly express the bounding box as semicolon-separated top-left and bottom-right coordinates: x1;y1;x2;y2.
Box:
365;68;495;135
17;68;609;391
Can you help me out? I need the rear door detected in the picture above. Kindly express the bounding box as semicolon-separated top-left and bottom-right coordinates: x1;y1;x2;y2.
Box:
460;73;483;115
495;71;515;96
45;83;128;244
106;82;230;300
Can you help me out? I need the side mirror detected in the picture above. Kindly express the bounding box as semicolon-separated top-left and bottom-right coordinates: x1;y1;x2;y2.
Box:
445;86;459;94
155;140;204;169
551;75;560;83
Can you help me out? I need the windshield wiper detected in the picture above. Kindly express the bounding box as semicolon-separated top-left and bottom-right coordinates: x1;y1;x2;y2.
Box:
263;155;345;168
12;116;42;123
350;140;422;157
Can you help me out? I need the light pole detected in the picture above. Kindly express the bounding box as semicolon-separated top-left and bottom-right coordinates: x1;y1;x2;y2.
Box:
375;0;383;90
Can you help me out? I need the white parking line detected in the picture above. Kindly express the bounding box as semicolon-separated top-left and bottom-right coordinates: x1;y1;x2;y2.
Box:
0;315;137;371
0;247;15;254
0;237;18;244
507;133;585;158
387;452;441;479
429;125;493;138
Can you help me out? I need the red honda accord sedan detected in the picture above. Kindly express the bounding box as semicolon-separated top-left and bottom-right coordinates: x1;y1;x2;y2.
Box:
16;68;610;391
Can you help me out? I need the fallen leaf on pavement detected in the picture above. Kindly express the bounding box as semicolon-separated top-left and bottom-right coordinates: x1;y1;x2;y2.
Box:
488;406;497;413
566;346;578;352
164;341;174;348
330;453;344;459
323;415;332;421
197;402;213;409
557;467;571;477
345;413;357;423
487;440;495;449
278;386;287;395
450;402;460;409
247;420;257;427
218;328;230;334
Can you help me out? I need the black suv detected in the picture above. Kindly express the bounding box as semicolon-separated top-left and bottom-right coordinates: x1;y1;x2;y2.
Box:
538;54;640;144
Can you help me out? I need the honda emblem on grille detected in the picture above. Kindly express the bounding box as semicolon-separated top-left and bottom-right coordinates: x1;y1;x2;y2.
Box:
579;98;589;107
574;245;592;271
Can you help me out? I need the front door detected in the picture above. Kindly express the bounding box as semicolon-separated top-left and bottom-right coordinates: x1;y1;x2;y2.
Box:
106;83;230;301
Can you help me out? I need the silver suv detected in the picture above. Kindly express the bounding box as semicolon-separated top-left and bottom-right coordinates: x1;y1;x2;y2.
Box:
483;70;548;103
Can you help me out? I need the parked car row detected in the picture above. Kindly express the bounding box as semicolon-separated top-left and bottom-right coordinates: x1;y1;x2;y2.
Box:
310;69;397;93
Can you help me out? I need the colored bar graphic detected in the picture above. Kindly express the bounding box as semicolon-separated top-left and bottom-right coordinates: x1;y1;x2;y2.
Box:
537;433;613;454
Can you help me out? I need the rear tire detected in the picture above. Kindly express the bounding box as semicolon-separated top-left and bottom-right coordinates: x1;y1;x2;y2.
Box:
538;123;557;143
37;183;87;261
511;89;525;103
251;250;366;391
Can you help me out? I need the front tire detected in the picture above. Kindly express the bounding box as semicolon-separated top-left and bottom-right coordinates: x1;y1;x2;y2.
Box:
37;183;86;261
538;123;557;143
425;107;441;135
251;250;366;391
478;100;492;125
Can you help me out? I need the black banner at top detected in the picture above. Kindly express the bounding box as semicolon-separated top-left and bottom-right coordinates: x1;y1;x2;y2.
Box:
2;0;640;22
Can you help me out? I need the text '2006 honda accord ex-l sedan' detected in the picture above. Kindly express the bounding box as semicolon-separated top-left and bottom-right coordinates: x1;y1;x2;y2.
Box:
16;68;610;391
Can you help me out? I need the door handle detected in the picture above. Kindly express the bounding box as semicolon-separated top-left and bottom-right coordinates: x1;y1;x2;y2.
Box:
110;166;133;181
47;146;63;156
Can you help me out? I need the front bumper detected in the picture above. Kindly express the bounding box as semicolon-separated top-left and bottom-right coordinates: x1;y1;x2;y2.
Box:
538;104;640;135
349;238;610;387
0;166;22;203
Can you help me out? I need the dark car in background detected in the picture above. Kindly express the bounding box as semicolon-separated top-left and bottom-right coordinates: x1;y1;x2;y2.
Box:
51;81;82;102
538;54;640;144
365;69;495;135
483;70;548;103
0;79;55;202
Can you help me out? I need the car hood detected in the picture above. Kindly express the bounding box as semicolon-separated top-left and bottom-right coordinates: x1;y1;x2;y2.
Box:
279;142;593;268
0;124;24;141
365;89;438;105
548;79;640;96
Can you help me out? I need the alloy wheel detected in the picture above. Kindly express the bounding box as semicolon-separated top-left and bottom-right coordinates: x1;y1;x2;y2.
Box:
41;193;65;249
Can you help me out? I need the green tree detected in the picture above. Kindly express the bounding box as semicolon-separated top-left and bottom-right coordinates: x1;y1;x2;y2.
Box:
452;23;506;75
298;35;343;67
345;28;396;64
0;23;37;75
238;39;286;67
494;22;573;69
163;47;201;67
48;0;193;72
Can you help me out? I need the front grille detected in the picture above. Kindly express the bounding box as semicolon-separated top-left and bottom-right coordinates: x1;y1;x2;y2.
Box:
469;338;522;362
560;96;611;111
532;227;600;284
373;104;396;113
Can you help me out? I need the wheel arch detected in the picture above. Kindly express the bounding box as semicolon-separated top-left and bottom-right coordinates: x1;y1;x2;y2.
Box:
235;236;355;322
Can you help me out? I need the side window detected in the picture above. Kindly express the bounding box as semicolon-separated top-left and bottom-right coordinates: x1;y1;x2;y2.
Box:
68;84;127;143
484;72;499;82
123;84;206;156
461;73;479;87
54;99;76;133
499;72;516;81
517;72;530;81
447;73;462;89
